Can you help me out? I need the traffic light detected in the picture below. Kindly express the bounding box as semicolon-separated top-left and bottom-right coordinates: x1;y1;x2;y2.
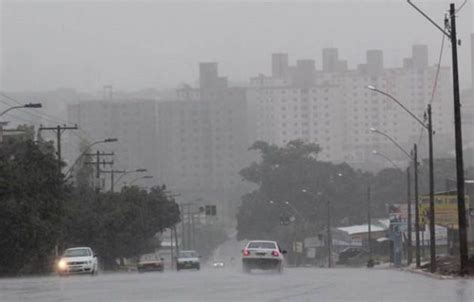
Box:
210;205;216;216
205;205;217;216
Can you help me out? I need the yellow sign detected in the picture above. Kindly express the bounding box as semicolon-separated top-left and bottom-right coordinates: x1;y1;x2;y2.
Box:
419;194;470;228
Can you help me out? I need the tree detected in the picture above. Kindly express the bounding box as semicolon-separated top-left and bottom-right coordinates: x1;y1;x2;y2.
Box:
0;137;65;275
63;185;180;269
236;140;410;245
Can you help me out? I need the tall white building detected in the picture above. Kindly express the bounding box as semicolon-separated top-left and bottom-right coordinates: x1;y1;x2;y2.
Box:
66;99;159;190
248;45;454;170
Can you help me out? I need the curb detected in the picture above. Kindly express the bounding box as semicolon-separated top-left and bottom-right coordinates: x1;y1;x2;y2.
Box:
400;267;455;280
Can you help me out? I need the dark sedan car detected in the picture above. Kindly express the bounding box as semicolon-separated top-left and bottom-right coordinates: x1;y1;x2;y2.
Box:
137;254;164;272
337;247;368;265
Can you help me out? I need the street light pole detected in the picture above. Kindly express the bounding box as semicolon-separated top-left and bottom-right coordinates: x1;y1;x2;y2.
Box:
427;104;436;273
0;103;42;117
370;128;411;159
413;144;421;268
372;150;401;170
368;87;435;272
449;3;468;276
112;168;147;191
367;185;373;267
64;138;118;179
129;175;153;186
406;166;412;265
0;103;42;143
326;198;332;268
301;189;332;268
406;0;467;276
371;131;416;267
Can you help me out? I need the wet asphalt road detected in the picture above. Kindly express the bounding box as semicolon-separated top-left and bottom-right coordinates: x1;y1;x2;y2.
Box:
1;267;473;302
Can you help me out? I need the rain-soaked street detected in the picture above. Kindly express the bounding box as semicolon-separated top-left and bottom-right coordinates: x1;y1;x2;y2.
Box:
1;267;473;302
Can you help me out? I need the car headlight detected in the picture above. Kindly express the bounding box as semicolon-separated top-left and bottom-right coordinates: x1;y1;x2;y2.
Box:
58;259;67;270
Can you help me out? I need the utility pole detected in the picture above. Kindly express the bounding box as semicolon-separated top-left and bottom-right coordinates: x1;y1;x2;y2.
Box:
406;167;412;265
449;3;468;276
367;185;373;267
427;104;436;273
173;225;179;270
414;144;421;268
406;0;467;276
39;124;78;257
38;124;78;172
101;169;126;192
85;151;114;193
187;205;192;250
170;227;175;270
327;199;332;268
191;210;196;250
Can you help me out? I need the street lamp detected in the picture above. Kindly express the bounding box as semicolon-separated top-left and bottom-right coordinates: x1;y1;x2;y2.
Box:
64;138;118;179
372;146;418;266
0;103;42;143
370;128;411;159
368;85;433;269
370;127;422;266
301;188;333;268
0;103;42;117
372;150;401;170
112;168;148;190
129;175;153;186
407;0;468;277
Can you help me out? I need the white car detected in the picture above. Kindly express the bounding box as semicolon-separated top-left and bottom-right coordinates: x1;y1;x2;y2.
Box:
57;247;98;276
212;261;225;268
242;240;286;273
176;250;200;271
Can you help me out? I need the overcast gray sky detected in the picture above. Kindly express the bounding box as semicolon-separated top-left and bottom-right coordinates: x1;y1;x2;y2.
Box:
1;0;473;92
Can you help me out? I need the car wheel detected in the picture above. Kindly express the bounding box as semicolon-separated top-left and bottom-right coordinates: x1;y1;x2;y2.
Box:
196;264;200;271
242;264;251;274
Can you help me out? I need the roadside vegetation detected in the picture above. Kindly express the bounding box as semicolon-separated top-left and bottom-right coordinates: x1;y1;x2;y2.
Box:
0;128;180;276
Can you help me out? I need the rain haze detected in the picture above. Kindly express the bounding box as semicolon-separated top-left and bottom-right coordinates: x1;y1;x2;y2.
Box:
1;1;474;301
1;0;473;91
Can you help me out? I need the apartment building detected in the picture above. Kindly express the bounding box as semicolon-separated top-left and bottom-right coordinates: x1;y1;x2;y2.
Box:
248;45;454;170
66;98;159;190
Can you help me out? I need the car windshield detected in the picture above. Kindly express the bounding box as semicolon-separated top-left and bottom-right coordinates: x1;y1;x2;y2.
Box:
179;251;198;258
140;254;159;261
248;242;277;249
63;249;91;257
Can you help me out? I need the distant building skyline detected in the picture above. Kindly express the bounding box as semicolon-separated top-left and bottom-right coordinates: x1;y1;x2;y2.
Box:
2;2;472;92
248;44;454;170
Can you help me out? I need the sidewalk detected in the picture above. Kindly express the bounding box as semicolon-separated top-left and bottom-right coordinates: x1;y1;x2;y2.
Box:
400;263;455;280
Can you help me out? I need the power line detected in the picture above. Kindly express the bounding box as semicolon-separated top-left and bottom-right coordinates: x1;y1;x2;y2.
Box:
38;125;79;172
416;30;446;147
429;34;446;106
454;0;468;14
0;92;70;126
0;92;93;143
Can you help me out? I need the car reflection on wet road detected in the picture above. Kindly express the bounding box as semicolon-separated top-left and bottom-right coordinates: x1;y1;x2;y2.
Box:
0;267;473;302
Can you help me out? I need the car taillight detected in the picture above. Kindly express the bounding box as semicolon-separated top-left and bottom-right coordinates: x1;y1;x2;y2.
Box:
243;249;250;256
272;250;279;257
